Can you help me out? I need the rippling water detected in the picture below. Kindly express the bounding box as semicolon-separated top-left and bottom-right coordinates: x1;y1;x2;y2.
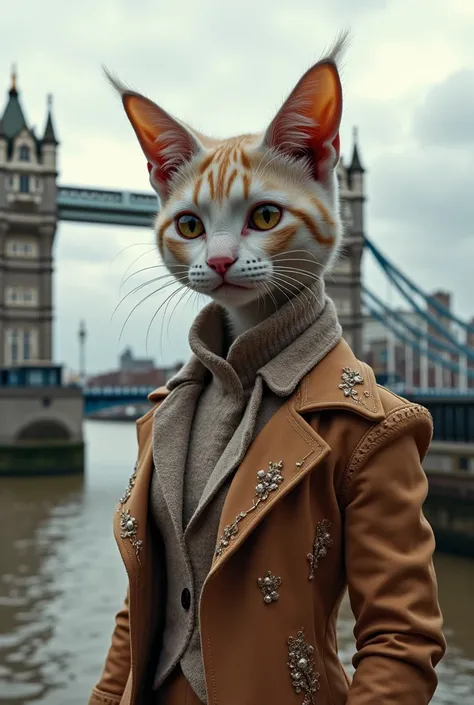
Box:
1;420;473;704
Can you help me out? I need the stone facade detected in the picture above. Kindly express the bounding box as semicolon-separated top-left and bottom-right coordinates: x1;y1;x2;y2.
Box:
0;71;58;366
326;130;365;358
0;385;83;445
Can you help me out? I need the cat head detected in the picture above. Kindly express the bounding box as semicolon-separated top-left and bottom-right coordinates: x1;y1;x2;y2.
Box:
108;36;346;313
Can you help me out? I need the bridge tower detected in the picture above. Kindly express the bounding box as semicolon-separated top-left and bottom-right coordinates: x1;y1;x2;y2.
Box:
327;127;365;358
0;69;59;366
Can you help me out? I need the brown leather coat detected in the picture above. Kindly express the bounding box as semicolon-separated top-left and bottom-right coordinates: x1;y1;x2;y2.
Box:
88;341;446;705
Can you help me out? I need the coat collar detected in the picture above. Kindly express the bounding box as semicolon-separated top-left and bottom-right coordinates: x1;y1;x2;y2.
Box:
295;338;385;421
140;339;386;577
148;339;385;423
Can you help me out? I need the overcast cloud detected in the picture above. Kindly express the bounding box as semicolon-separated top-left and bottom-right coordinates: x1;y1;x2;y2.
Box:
1;0;473;373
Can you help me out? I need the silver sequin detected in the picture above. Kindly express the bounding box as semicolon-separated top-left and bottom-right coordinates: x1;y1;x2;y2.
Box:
215;461;284;557
287;629;320;705
338;367;364;402
257;571;282;604
308;519;332;580
118;463;137;509
120;509;143;562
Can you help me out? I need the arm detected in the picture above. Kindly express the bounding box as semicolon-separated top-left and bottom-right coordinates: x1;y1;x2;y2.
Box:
342;405;446;705
88;589;131;705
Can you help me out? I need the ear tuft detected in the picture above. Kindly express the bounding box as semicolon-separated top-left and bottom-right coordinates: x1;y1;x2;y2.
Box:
262;35;347;180
104;68;202;197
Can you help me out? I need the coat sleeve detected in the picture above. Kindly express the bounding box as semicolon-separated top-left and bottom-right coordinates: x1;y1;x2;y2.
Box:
341;404;446;705
88;589;131;705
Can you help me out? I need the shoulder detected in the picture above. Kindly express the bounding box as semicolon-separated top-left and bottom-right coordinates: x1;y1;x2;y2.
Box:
298;339;432;489
134;386;169;445
346;388;433;475
298;338;432;431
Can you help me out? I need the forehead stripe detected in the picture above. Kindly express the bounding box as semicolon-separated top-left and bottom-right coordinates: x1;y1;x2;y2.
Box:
225;169;238;198
242;172;251;200
193;176;203;206
208;170;215;199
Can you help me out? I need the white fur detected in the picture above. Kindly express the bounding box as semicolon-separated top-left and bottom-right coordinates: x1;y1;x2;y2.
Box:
109;36;348;337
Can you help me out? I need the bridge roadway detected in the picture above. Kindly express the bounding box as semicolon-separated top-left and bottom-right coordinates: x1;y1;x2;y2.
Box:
84;384;474;444
57;186;158;226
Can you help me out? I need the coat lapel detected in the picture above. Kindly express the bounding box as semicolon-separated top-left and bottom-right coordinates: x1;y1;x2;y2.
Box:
208;395;331;575
113;390;169;573
206;339;387;575
113;407;156;573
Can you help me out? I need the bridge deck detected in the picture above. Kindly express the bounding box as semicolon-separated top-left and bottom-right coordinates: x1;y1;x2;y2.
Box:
57;186;158;227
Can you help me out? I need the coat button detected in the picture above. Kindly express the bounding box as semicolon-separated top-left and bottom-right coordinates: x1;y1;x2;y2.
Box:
181;588;191;610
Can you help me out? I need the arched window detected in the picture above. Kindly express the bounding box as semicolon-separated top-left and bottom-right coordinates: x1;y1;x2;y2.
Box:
19;145;30;162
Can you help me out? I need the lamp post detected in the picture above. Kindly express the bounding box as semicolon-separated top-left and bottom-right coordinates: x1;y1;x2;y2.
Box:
78;320;87;387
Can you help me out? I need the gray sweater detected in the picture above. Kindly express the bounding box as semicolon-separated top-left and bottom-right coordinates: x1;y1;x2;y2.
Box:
150;281;342;702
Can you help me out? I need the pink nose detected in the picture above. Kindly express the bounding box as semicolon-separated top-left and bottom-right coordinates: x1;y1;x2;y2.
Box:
207;256;236;275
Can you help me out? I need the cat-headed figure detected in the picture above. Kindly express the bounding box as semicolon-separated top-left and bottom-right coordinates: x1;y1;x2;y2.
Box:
107;36;347;333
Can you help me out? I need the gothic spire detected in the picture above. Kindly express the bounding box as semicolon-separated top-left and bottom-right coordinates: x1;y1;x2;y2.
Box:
1;65;28;139
348;126;365;173
42;94;59;145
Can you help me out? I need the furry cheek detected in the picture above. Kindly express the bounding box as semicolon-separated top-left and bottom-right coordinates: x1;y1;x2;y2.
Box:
157;217;173;258
261;225;298;257
164;237;192;265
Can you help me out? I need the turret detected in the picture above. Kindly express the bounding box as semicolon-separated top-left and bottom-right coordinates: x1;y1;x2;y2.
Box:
347;126;365;198
41;94;59;171
2;67;28;144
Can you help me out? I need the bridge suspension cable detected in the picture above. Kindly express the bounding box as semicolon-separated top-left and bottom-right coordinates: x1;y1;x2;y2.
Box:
362;296;474;381
364;236;474;360
363;285;472;361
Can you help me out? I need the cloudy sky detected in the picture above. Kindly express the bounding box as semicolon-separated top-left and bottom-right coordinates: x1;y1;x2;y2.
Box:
2;0;473;373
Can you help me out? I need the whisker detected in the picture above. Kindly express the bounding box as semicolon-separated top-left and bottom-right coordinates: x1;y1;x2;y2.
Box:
159;283;193;355
112;273;189;321
119;247;159;289
109;242;155;267
163;287;195;355
118;283;176;344
270;273;316;310
274;266;322;281
273;272;323;307
268;248;320;262
121;263;188;291
271;258;324;268
261;281;279;314
145;283;189;352
267;278;296;317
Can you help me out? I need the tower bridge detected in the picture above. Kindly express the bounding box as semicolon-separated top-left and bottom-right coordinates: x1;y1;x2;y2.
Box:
0;71;473;404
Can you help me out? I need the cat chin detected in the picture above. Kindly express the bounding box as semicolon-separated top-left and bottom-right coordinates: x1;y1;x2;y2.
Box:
207;283;262;308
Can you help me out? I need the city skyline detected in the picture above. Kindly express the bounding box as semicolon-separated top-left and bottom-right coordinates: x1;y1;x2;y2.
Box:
1;0;473;373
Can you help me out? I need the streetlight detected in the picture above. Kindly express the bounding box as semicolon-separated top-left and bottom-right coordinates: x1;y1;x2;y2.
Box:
78;320;87;386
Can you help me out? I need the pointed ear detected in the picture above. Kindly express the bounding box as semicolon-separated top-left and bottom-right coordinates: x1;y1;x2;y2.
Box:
262;58;343;180
105;70;202;198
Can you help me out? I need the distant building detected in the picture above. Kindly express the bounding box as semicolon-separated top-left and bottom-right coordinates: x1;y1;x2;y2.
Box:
120;346;154;372
363;290;474;390
0;69;59;366
87;348;183;388
327;128;366;357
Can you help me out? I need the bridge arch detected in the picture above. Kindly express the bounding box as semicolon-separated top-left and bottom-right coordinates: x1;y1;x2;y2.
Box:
16;418;72;442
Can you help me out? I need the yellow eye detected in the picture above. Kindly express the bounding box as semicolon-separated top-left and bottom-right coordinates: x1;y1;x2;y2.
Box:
249;204;282;231
176;213;205;239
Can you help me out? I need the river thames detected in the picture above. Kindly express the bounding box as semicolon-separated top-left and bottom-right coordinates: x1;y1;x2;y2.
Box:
1;420;473;704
